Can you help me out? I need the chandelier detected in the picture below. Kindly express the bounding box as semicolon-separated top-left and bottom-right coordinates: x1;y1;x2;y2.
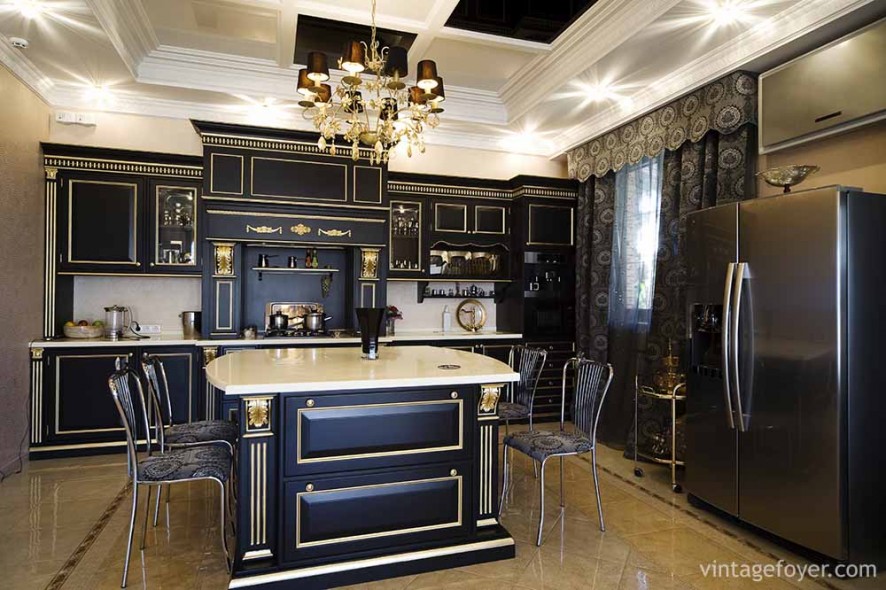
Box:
296;0;444;165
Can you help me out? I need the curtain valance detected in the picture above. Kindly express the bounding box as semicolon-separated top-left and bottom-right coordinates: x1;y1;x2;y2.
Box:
567;71;757;181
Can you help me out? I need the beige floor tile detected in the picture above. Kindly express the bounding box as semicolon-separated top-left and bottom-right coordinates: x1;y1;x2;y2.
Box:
619;565;694;590
517;548;626;590
337;574;416;589
683;571;798;589
599;498;681;537
624;527;756;577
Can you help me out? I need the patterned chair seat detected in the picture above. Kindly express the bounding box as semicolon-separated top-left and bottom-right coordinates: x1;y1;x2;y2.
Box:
165;420;238;447
138;445;231;483
504;430;593;463
498;401;530;421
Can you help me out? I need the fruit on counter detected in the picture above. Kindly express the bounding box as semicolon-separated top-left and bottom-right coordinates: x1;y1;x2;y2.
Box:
78;320;89;326
92;320;104;327
65;320;76;327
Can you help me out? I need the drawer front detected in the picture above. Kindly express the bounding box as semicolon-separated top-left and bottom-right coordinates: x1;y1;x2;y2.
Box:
284;388;470;476
283;463;471;562
205;208;386;246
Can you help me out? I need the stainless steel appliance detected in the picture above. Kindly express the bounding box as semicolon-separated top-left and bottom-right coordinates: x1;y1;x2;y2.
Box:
104;305;130;340
522;252;574;338
684;186;886;567
180;311;201;338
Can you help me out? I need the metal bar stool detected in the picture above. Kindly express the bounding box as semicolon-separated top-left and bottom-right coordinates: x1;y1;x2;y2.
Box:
141;355;238;526
499;357;613;546
108;369;232;588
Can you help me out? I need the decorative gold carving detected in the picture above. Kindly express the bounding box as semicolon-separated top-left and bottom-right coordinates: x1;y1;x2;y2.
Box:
214;243;234;275
318;228;352;238
203;347;219;366
456;299;488;332
478;384;503;415
43;156;202;179
360;248;380;279
291;223;312;236
246;399;271;431
44;167;58;180
30;347;44;360
247;225;283;235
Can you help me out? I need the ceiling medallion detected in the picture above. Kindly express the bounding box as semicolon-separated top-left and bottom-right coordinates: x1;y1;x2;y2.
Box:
297;0;444;165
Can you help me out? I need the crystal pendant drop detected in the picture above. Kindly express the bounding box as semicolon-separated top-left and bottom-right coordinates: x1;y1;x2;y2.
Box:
318;136;327;151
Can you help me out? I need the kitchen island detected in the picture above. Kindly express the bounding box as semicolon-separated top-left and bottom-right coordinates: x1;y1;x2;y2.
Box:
205;345;519;589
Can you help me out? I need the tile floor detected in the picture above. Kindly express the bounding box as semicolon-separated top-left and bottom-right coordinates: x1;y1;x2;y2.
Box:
0;441;880;590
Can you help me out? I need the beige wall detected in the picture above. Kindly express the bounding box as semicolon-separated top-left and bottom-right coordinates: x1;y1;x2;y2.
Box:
0;65;50;473
758;120;886;197
48;112;568;179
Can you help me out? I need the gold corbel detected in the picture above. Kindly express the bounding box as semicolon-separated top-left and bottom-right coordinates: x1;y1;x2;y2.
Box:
360;248;380;279
245;398;272;432
44;167;58;180
478;384;504;415
31;347;44;360
203;347;219;366
213;243;234;275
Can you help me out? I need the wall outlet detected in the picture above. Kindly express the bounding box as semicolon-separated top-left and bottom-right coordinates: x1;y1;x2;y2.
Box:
55;110;97;126
134;324;162;335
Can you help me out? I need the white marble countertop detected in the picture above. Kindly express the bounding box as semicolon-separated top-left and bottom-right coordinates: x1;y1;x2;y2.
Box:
29;330;522;349
206;345;519;395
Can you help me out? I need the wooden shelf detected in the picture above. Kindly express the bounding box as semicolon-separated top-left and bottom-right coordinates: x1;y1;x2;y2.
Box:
416;280;512;304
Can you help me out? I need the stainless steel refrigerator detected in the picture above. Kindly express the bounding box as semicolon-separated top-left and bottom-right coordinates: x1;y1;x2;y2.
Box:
685;186;885;567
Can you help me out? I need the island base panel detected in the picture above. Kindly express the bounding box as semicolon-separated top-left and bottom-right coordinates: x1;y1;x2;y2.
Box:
229;527;515;589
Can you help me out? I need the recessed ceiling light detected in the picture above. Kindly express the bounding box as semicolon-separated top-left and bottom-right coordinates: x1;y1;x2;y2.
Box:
13;0;45;19
708;1;749;27
85;84;115;108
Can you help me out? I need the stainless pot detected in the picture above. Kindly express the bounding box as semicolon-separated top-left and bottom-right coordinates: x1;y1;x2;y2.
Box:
304;312;332;332
269;311;289;331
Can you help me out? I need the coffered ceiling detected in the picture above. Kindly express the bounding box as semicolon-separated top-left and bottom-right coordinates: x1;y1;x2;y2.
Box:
0;0;883;160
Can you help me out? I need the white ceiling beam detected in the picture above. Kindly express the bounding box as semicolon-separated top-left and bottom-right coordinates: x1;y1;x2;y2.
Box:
84;0;159;78
546;0;878;157
277;0;300;67
436;26;551;53
501;0;684;123
292;0;428;33
407;0;461;64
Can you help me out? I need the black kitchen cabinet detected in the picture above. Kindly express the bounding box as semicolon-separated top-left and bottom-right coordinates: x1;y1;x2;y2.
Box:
147;179;202;274
526;202;574;247
389;198;427;278
30;345;200;458
431;198;509;242
57;171;145;273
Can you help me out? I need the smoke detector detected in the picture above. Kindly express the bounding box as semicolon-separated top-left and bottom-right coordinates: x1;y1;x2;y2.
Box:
10;37;29;49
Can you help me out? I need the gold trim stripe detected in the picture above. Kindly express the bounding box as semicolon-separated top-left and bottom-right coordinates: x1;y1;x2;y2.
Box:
228;538;515;588
43;156;201;178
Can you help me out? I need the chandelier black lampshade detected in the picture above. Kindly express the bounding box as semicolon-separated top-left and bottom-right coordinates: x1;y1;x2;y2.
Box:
307;51;330;82
341;41;366;74
384;46;409;77
429;77;445;102
416;60;439;90
297;69;315;96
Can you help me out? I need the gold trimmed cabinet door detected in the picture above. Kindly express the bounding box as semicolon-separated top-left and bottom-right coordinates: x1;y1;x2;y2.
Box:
146;179;203;274
57;171;146;273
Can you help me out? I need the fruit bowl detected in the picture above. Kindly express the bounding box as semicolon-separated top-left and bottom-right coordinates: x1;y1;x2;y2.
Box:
63;325;104;339
757;165;820;193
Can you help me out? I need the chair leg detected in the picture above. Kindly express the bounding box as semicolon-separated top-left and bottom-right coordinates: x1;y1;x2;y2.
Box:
121;484;138;588
591;447;605;532
152;484;162;527
536;458;547;546
140;485;151;550
217;479;231;571
559;456;565;508
498;443;510;518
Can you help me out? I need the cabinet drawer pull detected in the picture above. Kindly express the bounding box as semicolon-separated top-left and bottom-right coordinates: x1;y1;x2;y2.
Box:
306;483;314;492
450;469;458;477
450;391;458;399
306;399;315;408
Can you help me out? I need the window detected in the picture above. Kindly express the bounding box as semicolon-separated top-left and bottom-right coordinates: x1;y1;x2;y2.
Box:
608;154;664;328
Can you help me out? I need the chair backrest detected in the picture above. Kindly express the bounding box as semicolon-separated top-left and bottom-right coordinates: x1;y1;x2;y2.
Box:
561;357;613;441
508;345;547;409
108;368;152;477
140;355;171;451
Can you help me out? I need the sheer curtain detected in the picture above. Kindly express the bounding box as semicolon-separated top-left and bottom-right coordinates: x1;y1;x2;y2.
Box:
596;154;664;445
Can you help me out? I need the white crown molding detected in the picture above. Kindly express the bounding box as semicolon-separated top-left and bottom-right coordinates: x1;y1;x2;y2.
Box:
84;0;159;77
436;26;552;53
549;0;878;157
293;0;429;33
500;0;684;123
137;44;507;125
0;34;54;100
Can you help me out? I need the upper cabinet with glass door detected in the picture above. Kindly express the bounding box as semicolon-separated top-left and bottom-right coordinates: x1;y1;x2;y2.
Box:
148;180;201;274
389;199;425;278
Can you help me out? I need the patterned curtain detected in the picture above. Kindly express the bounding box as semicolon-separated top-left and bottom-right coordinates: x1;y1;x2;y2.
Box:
628;124;757;459
573;71;759;451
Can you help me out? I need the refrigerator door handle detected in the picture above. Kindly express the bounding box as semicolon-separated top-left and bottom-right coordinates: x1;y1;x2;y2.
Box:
732;262;748;432
722;262;736;430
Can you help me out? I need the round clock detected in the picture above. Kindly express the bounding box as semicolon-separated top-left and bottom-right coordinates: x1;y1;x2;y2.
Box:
456;299;487;332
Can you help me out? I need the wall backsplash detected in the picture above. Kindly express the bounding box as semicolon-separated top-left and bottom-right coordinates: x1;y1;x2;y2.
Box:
73;276;202;334
386;281;497;332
